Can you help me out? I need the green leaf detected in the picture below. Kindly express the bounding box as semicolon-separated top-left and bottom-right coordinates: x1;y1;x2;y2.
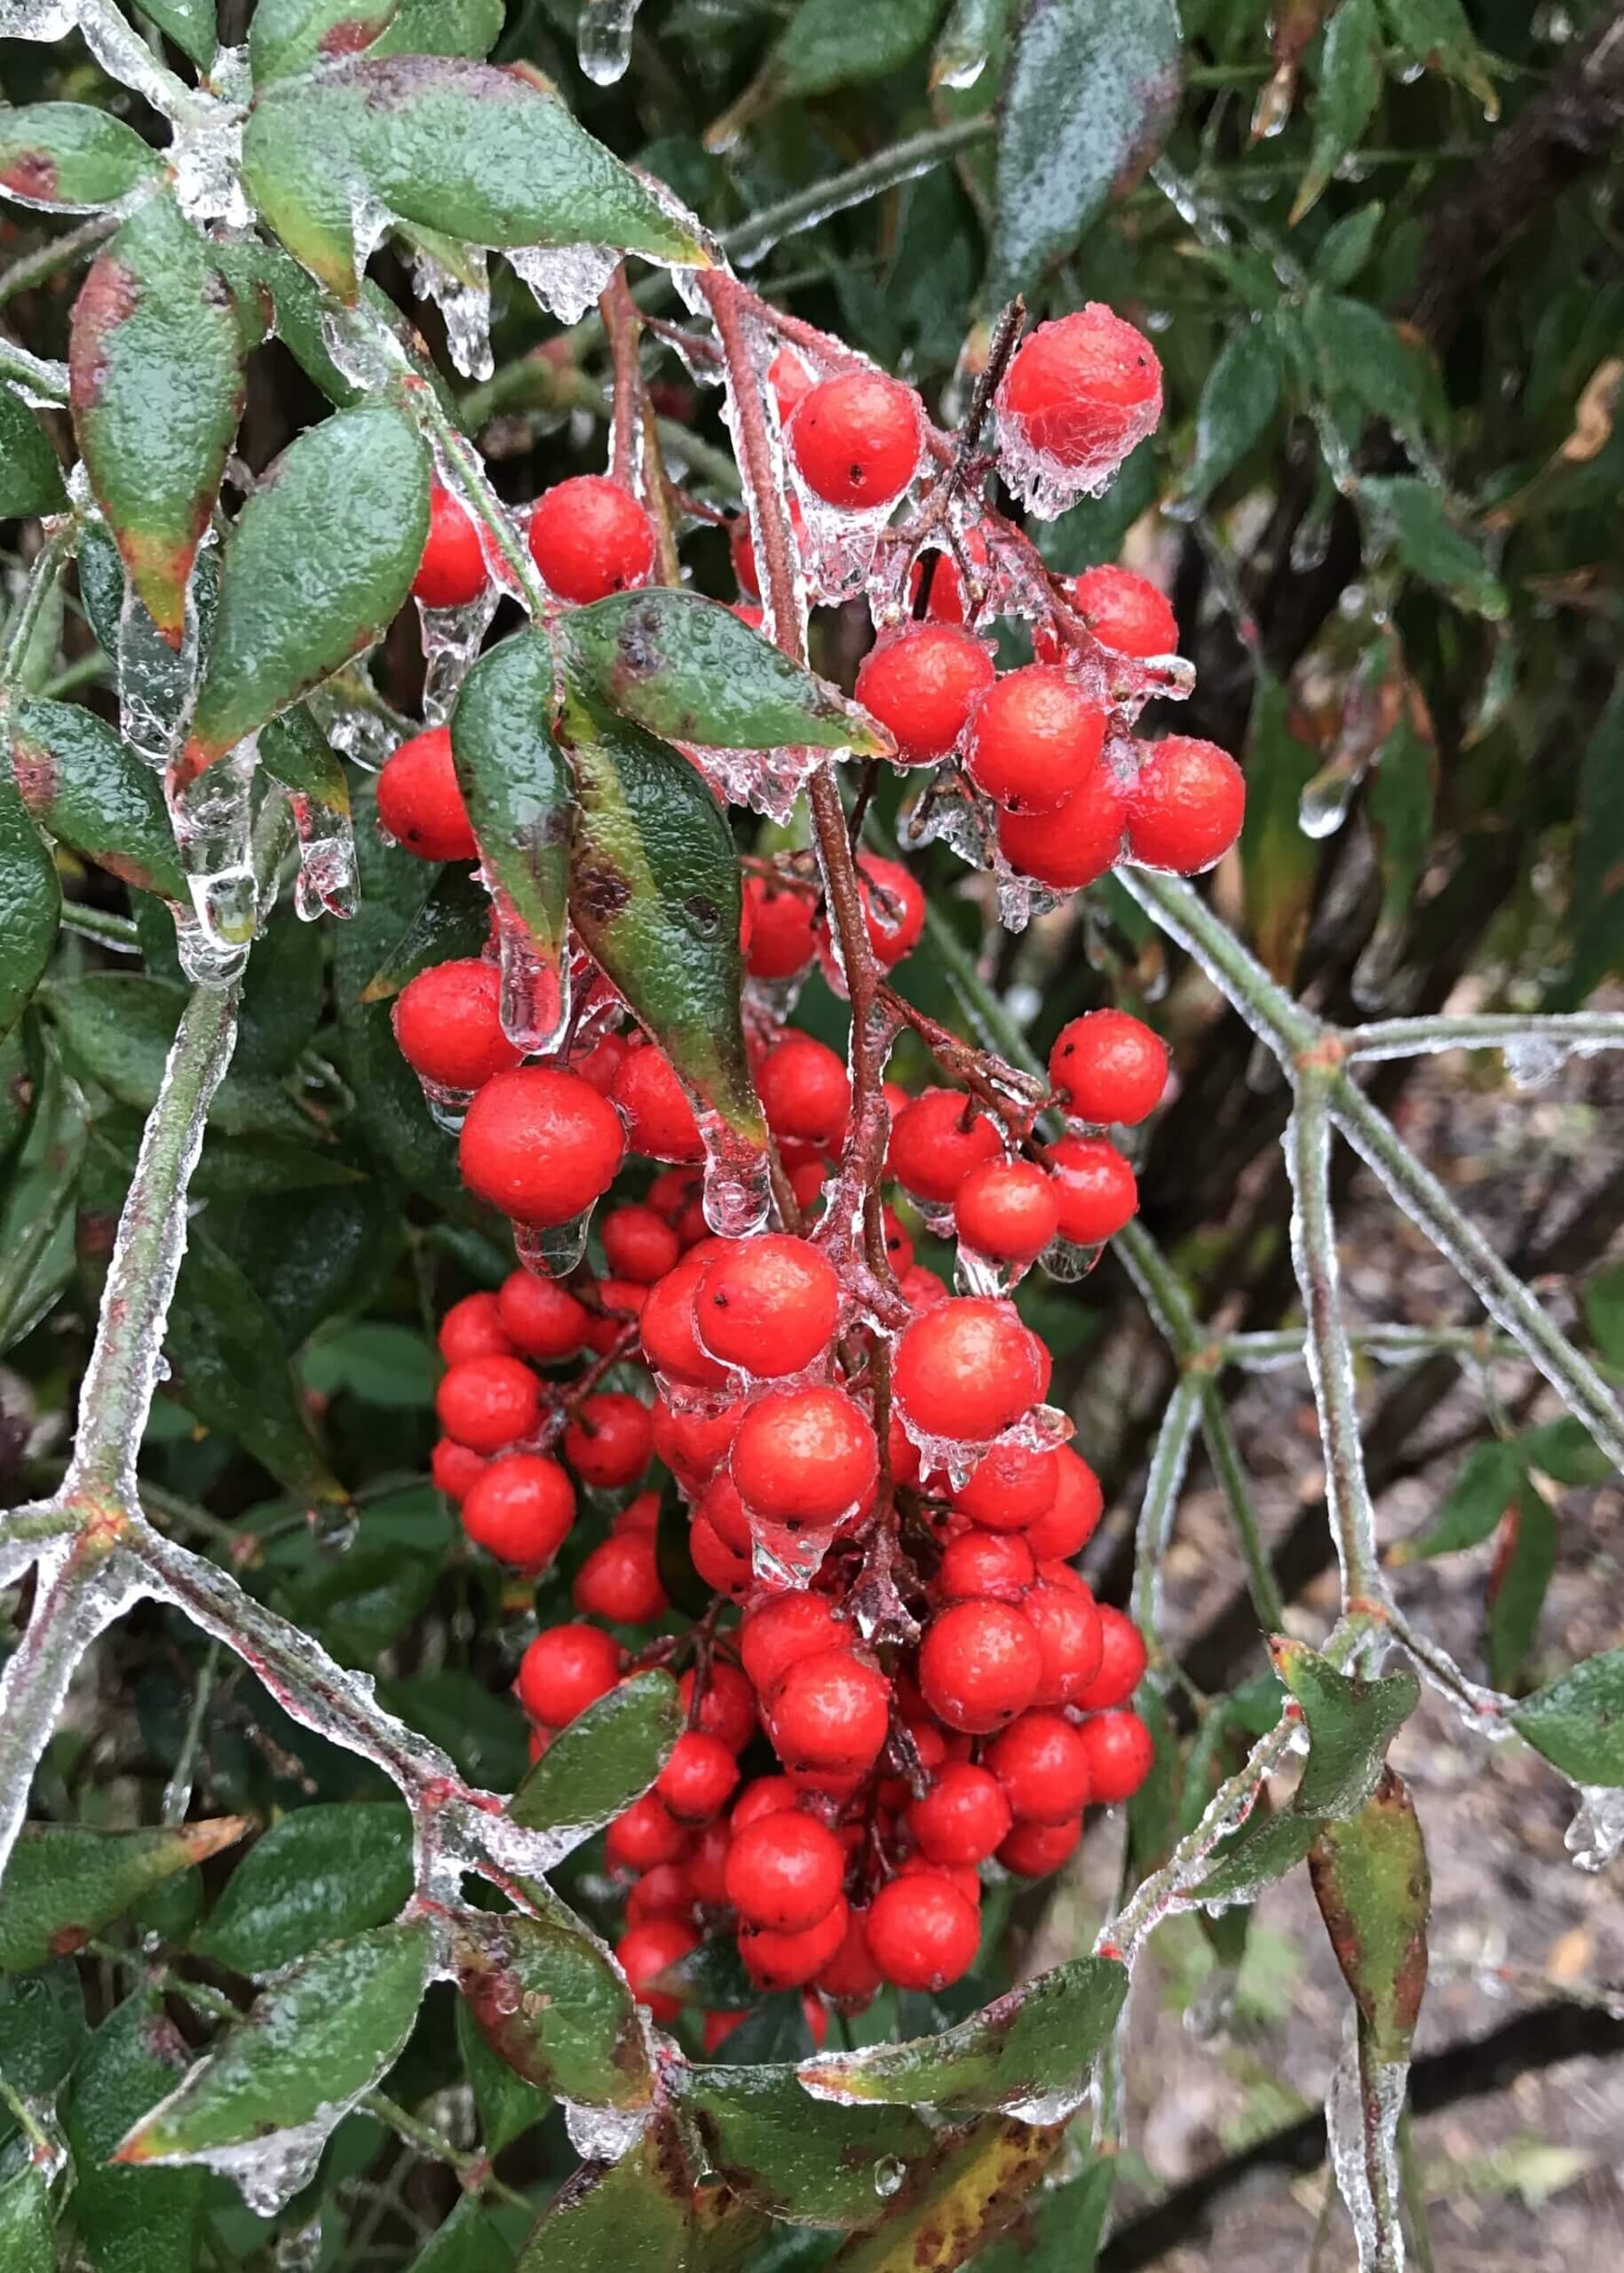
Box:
678;2064;934;2228
164;1232;351;1508
560;691;764;1152
1564;688;1624;1000
0;1038;85;1354
242;58;710;304
0;762;60;1049
1359;476;1507;620
800;1955;1127;2115
1309;1768;1430;2068
259;704;352;828
64;1989;207;2273
139;0;219;66
829;2119;1060;2273
1513;1647;1624;1786
1365;712;1438;937
191;1802;413;1976
1303;290;1435;447
7;697;185;900
0;382;67;516
564;590;889;758
0;1820;250;1972
448;630;570;1028
115;1920;432;2166
1240;673;1319;982
284;1495;444;1667
931;0;1012;91
1517;1416;1615;1490
1193;1801;1322;1907
236;913;325;1076
1292;0;1383;224
1584;1263;1624;1370
0;2166;53;2272
0;102;162;211
515;2112;692;2273
409;2193;517;2273
249;0;507;84
970;2151;1113;2273
303;1320;438;1409
69;190;244;644
357;862;490;1006
988;0;1180;303
1174;319;1280;512
1485;1480;1557;1691
772;0;946;99
381;1670;531;1794
1376;0;1496;116
1391;1438;1523;1563
0;1962;86;2107
1311;202;1384;289
508;1668;682;1841
1273;1640;1419;1820
454;1905;654;2110
658;1933;760;2016
181;402;430;782
43;975;308;1139
456;1996;550;2158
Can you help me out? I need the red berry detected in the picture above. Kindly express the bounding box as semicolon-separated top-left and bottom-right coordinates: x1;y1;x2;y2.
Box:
376;726;476;862
615;1916;699;2023
769;348;813;422
950;1440;1059;1532
1077;1708;1155;1805
1025;1447;1104;1560
767;1649;891;1777
997;764;1127;891
1049;1010;1167;1126
694;1235;840;1376
865;1873;979;1992
882;1205;914;1278
1025;1570;1105;1707
887;1089;1002;1206
732;1386;878;1526
460;1068;626;1229
657;1730;741;1825
1071;1606;1147;1711
855;626;994;765
626;1862;694;1924
741;1894;849;1991
788;370;921;510
894;1851;983;1910
999;306;1162;472
852;856;925;970
601;1204;683;1286
907;1762;1012;1867
986;1709;1092;1825
519;1622;622;1726
678;1659;757;1754
744;878;819;980
996;1817;1082;1877
1067;565;1177;659
616;1488;661;1533
640;1256;730;1390
893;1298;1048;1445
740;1591;847;1698
690;1515;752;1600
934;1527;1036;1603
907;527;993;625
461;1451;574;1567
496;1270;590;1363
438;1291;515;1368
392;959;519;1094
815;1901;884;2008
954;1158;1061;1266
574;1030;628;1095
1046;1136;1138;1246
611;1042;704;1165
697;1470;751;1553
431;1436;487;1504
900;1263;949;1313
527;474;654;604
1126;735;1246;874
688;1818;733;1905
563;1392;654;1491
725;1810;844;1931
730;1775;801;1833
436;1355;543;1454
757;1034;850;1147
573;1528;668;1624
606;1790;692;1873
413;484;487;609
653;1395;737;1488
967;669;1106;816
918;1597;1041;1735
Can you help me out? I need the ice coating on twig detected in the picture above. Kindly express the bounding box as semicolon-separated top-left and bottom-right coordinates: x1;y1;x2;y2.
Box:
1326;2015;1408;2273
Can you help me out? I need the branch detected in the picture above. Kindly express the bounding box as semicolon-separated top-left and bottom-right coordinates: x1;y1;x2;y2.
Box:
1344;1011;1624;1063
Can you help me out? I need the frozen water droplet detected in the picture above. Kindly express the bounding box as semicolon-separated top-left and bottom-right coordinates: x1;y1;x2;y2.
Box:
1038;1232;1104;1285
494;899;570;1057
577;0;643;84
168;108;250;230
514;1213;593;1280
1501;1034;1572;1091
274;2219;322;2271
749;1516;835;1588
872;2156;906;2198
1299;762;1359;839
563;2097;647;2163
1565;1783;1624;1872
936;51;986;91
506;243;620;329
289;795;359;923
308;1502;359;1560
418;588;499;725
696;1109;771;1238
992;377;1160;521
169;737;260;985
410;243;493;382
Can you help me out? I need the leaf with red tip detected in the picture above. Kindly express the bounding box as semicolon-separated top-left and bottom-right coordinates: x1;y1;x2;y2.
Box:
249;0;504;83
0;1819;251;1973
1309;1768;1430;2067
0;102;160;211
7;696;185;901
452;1905;654;2107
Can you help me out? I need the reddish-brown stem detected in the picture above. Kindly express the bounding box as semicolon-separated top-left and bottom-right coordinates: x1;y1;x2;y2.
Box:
599;267;644;492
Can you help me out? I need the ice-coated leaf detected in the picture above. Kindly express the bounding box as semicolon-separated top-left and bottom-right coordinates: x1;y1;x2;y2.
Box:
0;1819;250;1972
1305;291;1438;449
0;1039;86;1356
453;1906;654;2108
931;0;1010;93
456;1996;551;2158
0;2167;52;2272
679;2063;934;2228
509;1668;682;1845
515;2111;691;2272
1309;1768;1430;2066
1175;319;1280;511
114;1919;433;2166
448;629;571;994
830;2119;1060;2273
0;1961;86;2103
259;704;352;825
7;696;185;900
0;101;162;211
43;975;313;1138
1390;1437;1523;1564
712;0;946;144
563;590;891;757
970;2152;1113;2273
411;2193;518;2273
357;863;490;1004
1291;0;1383;225
1485;1479;1557;1691
0;381;67;517
1240;673;1319;981
64;1988;207;2273
988;0;1180;303
0;756;60;1048
1359;475;1506;619
249;0;505;83
241;57;709;304
1194;1800;1321;1907
1518;1415;1616;1490
560;689;764;1149
1514;1648;1624;1786
139;0;218;67
179;402;430;787
1272;1639;1419;1820
799;1956;1127;2116
69;189;245;645
191;1802;413;1976
1377;0;1497;116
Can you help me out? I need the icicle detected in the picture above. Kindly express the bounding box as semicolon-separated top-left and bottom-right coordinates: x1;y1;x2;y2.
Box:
513;1213;593;1280
417;587;499;725
564;2099;648;2161
1326;2016;1407;2272
505;243;620;330
695;1106;771;1238
168;735;260;984
1565;1783;1624;1873
993;373;1161;521
1501;1034;1573;1091
576;0;644;85
488;892;570;1057
289;794;359;923
410;244;494;383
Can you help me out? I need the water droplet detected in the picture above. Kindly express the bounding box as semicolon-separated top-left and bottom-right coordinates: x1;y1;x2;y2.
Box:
1298;762;1359;840
873;2157;906;2198
576;0;644;83
513;1212;593;1280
